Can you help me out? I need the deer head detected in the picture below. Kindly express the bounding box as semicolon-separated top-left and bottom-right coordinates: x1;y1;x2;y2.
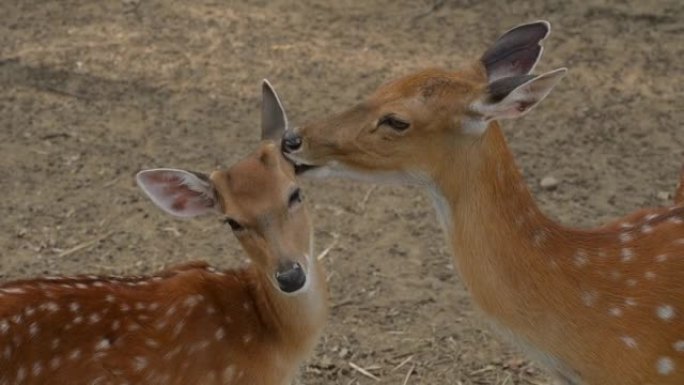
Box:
137;81;312;294
281;21;566;184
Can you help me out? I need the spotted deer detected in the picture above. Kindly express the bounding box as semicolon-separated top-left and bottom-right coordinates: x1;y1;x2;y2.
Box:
279;20;684;385
0;81;327;385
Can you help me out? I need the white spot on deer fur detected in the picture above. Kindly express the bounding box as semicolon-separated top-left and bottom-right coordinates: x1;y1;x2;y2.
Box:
243;334;252;344
657;356;675;375
135;302;146;310
610;270;622;280
189;340;210;354
112;320;121;331
626;278;638;287
621;336;638;349
215;327;225;341
164;346;182;361
75;283;87;289
105;295;115;303
29;323;38;337
609;307;623;317
183;296;200;307
625;297;637;307
17;366;27;382
95;339;111;350
242;302;250;311
121;303;130;312
641;224;654;234
223;365;236;381
581;291;598;307
645;213;659;221
133;356;148;372
673;340;684;352
619;232;633;243
42;302;59;313
656;254;668;263
25;306;35;316
1;287;25;295
32;361;42;376
675;238;684;245
68;349;81;360
573;251;588;267
73;316;83;324
645;271;656;280
0;319;9;334
657;305;675;321
532;230;546;247
620;222;633;229
172;320;185;338
145;338;159;348
89;313;101;324
69;302;80;313
51;338;60;350
668;217;683;225
165;305;177;317
207;306;216;315
149;303;160;311
621;248;634;262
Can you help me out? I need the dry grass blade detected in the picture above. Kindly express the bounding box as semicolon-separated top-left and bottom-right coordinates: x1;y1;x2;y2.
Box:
392;355;413;372
469;365;496;375
58;231;115;258
317;232;339;261
348;361;380;382
401;364;415;385
358;185;377;212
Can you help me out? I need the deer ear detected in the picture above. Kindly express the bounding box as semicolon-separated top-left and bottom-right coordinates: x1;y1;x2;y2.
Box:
261;79;289;141
480;21;550;82
136;169;218;218
469;68;566;127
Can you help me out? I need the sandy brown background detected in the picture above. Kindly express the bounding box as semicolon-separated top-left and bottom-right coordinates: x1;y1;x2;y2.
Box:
1;0;683;384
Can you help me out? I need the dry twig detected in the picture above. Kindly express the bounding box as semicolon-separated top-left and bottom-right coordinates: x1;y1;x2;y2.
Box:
348;362;380;382
58;231;115;258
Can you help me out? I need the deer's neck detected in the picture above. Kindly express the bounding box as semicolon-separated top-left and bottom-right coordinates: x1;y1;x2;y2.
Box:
430;123;575;321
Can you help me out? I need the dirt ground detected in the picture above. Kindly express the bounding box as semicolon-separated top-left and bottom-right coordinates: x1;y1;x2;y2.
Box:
1;0;683;384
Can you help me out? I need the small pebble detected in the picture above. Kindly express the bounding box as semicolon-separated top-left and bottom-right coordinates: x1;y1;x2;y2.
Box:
540;176;559;190
657;191;671;201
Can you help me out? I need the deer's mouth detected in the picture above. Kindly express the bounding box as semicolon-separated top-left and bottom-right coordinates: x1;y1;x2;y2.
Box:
293;162;319;175
284;153;321;175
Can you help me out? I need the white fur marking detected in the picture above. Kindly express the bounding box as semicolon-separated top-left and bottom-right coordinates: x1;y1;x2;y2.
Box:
657;356;675;375
621;336;638;349
657;305;675;321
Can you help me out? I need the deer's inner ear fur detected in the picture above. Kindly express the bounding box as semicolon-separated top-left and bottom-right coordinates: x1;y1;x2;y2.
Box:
261;79;289;141
463;68;567;134
480;21;550;82
136;168;218;218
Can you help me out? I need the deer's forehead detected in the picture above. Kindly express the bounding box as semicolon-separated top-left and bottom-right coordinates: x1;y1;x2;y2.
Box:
211;159;289;216
372;69;479;101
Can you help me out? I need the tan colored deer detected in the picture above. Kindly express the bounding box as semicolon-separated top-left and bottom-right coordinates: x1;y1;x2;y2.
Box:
280;21;684;385
0;82;327;385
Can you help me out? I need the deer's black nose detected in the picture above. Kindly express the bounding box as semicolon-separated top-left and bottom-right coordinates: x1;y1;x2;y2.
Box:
275;262;306;293
282;131;303;153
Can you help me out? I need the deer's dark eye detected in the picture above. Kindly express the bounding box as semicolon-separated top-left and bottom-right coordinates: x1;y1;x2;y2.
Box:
288;188;303;208
379;115;410;132
223;218;244;232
